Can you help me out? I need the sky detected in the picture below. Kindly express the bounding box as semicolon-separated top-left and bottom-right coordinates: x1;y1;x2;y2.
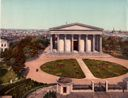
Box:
1;0;128;30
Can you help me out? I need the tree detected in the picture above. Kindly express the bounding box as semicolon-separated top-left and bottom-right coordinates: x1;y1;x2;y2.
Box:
121;41;128;58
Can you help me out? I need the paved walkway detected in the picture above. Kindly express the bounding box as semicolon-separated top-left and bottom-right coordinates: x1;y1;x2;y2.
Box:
76;58;96;79
27;86;56;98
25;51;128;84
25;54;59;83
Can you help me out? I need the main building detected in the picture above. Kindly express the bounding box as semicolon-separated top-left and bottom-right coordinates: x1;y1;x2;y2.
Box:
49;23;103;54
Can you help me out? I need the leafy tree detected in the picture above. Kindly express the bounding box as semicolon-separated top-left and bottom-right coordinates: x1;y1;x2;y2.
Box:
2;36;50;76
121;41;128;58
103;36;128;59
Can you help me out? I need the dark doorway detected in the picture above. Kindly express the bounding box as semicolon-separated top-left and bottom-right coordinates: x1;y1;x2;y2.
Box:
73;41;78;51
63;87;67;93
94;83;106;92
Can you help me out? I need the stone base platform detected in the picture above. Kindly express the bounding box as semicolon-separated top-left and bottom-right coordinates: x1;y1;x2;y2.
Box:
48;52;111;58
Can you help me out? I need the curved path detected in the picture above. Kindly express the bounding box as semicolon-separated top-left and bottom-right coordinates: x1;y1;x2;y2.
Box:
27;86;56;98
25;52;128;84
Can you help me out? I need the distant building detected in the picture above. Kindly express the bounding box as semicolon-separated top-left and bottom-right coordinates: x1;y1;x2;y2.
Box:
0;38;9;52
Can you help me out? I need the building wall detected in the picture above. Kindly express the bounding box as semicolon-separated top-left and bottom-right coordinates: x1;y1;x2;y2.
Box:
58;39;64;52
87;39;92;52
65;38;71;52
79;38;85;52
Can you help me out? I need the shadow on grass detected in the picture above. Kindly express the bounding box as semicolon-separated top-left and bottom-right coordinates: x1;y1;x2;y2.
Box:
0;68;8;77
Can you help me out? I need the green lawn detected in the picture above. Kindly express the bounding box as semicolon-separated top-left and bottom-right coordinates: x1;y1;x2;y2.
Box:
83;59;128;79
40;59;85;79
0;62;17;84
0;79;49;98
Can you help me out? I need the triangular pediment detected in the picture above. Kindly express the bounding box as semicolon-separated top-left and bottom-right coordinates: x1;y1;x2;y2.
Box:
50;23;103;31
59;25;94;30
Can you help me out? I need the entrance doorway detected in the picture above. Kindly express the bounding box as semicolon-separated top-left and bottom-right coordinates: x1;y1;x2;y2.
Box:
63;87;67;93
73;41;78;51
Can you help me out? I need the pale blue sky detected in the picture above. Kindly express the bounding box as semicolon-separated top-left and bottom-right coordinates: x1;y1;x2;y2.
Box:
1;0;128;30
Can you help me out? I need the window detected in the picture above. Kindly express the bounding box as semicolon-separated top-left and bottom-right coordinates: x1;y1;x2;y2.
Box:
63;87;67;93
1;44;3;47
5;48;7;51
1;48;3;52
4;44;6;47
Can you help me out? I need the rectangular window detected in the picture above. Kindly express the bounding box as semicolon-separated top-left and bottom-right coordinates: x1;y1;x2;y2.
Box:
1;48;3;52
4;44;6;47
1;44;3;47
63;87;67;93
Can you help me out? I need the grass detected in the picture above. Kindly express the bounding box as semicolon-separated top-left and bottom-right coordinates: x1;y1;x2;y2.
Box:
40;59;85;79
83;59;128;79
0;62;17;84
0;79;50;98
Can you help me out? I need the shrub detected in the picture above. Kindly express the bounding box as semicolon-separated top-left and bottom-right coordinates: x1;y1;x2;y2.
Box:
0;79;48;98
43;91;57;98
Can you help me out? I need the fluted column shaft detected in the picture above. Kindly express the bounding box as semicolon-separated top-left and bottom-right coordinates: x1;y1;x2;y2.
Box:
50;35;53;52
86;35;88;52
93;35;95;52
100;35;102;53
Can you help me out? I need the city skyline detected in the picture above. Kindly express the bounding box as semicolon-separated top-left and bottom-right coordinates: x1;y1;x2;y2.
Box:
1;0;128;30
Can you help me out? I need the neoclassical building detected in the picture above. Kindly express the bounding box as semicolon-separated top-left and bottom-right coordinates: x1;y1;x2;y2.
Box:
49;23;103;53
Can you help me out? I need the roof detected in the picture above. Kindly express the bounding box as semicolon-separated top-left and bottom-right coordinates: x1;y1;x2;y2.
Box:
57;77;72;83
49;23;103;31
0;38;8;42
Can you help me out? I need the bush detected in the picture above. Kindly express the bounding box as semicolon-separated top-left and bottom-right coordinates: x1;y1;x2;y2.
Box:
0;79;48;98
103;36;128;59
43;91;57;98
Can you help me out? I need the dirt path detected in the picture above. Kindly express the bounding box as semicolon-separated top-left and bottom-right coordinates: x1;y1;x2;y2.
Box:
25;53;128;84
